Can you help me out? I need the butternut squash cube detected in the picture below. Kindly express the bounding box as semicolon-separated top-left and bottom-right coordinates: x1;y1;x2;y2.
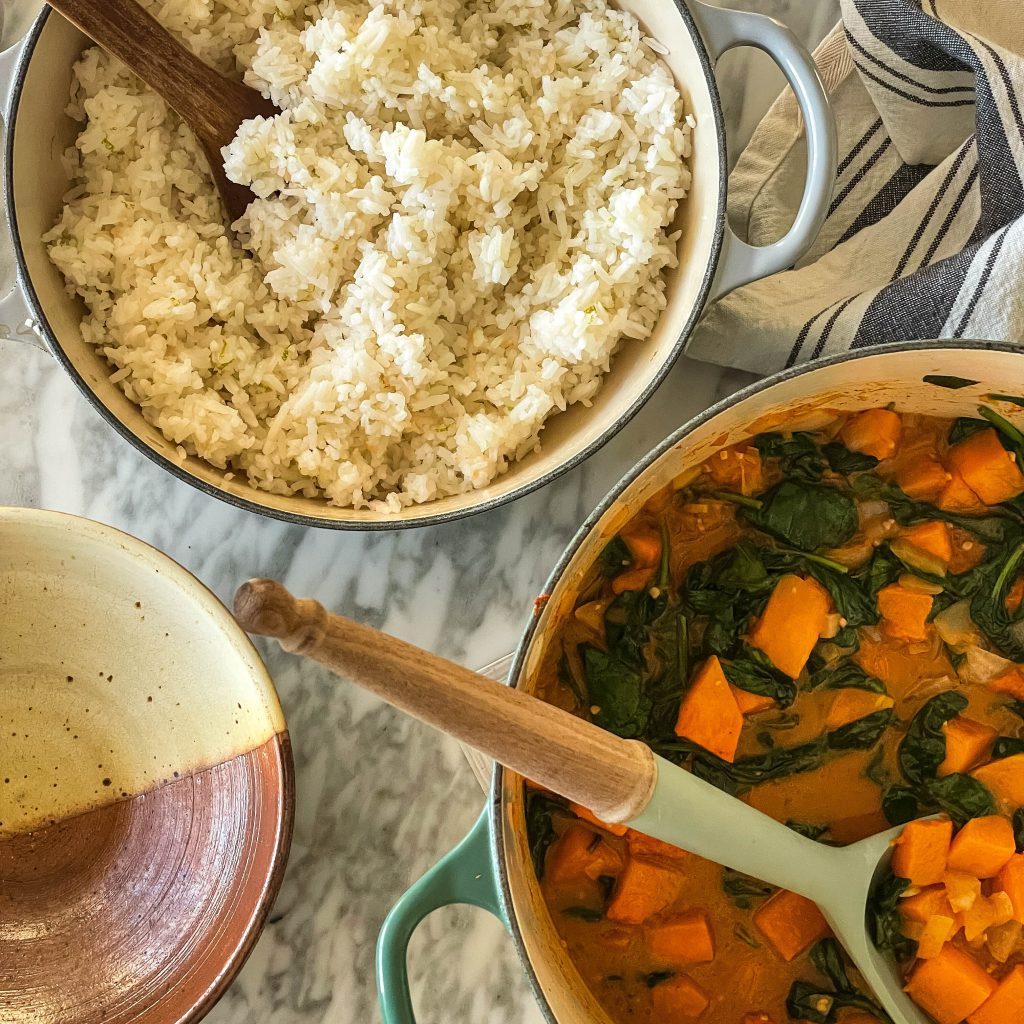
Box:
905;945;998;1024
968;964;1024;1024
650;974;710;1019
752;890;830;961
901;885;955;924
917;914;956;959
938;469;988;514
606;857;684;925
973;754;1024;806
948;427;1024;504
705;447;765;496
948;815;1017;878
897;456;950;501
892;819;953;887
674;656;744;763
877;583;933;641
996;854;1024;924
840;409;902;461
901;520;954;568
748;575;832;679
646;909;716;965
825;689;894;730
939;716;998;777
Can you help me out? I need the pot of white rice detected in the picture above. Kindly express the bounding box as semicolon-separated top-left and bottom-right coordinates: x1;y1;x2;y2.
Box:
0;0;835;528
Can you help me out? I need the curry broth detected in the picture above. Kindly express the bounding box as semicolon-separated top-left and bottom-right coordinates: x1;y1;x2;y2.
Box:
527;409;1024;1024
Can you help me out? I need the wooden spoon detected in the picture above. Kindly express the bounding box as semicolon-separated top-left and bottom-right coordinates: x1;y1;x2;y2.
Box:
234;578;934;1024
48;0;278;222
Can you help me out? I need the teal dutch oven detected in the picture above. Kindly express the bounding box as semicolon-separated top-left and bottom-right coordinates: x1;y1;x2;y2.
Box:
376;342;1024;1022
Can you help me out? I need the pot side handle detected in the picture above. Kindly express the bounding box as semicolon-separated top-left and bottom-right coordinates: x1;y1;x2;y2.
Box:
377;809;507;1024
693;1;837;303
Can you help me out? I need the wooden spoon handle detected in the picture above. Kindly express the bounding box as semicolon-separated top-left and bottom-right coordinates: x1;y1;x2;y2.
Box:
234;579;657;824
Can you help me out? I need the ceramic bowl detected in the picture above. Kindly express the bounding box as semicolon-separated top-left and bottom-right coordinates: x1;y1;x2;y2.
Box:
0;508;293;1024
378;341;1024;1024
0;0;834;529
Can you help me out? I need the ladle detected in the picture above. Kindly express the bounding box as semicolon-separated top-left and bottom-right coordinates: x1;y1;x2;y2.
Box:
234;578;934;1024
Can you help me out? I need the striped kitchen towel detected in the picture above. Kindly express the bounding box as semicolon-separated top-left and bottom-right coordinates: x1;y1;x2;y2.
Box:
686;0;1024;374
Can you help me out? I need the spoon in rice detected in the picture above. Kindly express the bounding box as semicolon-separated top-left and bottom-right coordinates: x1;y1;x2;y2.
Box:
235;577;936;1024
48;0;278;222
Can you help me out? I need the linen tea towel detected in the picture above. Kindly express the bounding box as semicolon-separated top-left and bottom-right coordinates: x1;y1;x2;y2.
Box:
686;0;1024;375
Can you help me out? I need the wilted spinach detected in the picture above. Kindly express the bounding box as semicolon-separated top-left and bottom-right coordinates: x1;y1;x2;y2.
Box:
822;441;879;475
754;432;826;483
785;820;831;841
721;867;775;909
744;480;859;552
993;736;1024;759
599;536;631;576
1015;808;1024;852
723;651;798;709
786;939;894;1024
869;872;916;961
583;647;650;739
806;658;886;693
899;692;967;784
949;417;988;445
525;791;563;879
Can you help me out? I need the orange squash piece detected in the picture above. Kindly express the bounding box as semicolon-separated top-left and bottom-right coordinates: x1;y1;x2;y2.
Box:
968;964;1024;1024
646;909;716;965
569;802;628;837
945;870;983;914
547;825;623;888
897;456;950;501
939;716;998;777
988;666;1024;700
705;447;765;496
906;945;998;1024
606;857;685;925
917;914;957;959
748;575;832;679
825;689;895;730
938;468;989;514
948;427;1024;504
621;525;662;569
948;816;1017;878
901;521;954;569
901;885;955;924
674;656;744;763
753;890;830;961
840;409;903;461
973;754;1024;806
731;685;775;716
997;854;1024;923
877;583;933;641
892;819;953;887
627;830;690;864
611;565;654;594
650;974;710;1019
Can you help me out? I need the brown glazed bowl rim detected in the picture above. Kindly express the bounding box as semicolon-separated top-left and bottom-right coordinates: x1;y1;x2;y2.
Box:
0;506;296;1024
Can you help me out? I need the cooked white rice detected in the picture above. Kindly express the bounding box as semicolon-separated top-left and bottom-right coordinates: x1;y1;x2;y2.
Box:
45;0;692;511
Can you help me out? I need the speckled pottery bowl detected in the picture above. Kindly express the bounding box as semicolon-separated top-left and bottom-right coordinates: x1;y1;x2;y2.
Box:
0;507;294;1024
378;342;1024;1024
0;0;834;529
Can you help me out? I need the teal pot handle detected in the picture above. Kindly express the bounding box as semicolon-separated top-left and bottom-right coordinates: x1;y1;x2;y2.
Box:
693;0;837;302
377;809;507;1024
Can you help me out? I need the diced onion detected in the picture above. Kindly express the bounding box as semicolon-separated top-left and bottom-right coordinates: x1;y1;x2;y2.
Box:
934;600;985;650
960;644;1014;686
898;572;945;596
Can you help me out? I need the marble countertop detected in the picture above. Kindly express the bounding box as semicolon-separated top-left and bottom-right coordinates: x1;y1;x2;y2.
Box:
0;2;837;1021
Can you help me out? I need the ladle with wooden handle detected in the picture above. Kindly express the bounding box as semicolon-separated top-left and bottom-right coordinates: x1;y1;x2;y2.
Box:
47;0;278;222
234;578;933;1024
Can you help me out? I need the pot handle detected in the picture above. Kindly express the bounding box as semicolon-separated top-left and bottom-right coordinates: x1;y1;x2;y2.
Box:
377;808;507;1024
693;0;837;303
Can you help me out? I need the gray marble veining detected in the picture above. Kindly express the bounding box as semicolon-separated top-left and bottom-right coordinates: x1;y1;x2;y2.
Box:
0;2;837;1021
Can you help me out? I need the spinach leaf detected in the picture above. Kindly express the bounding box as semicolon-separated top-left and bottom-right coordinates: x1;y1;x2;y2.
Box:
1014;808;1024;853
721;867;775;909
898;691;968;785
734;923;762;948
599;536;631;576
949;417;989;445
583;646;651;739
660;710;892;796
993;736;1024;759
786;820;831;841
923;374;979;389
807;659;886;693
968;537;1024;659
853;545;904;599
645;971;675;989
803;940;895;1023
805;561;880;628
787;953;893;1024
645;612;688;740
882;785;925;826
745;481;859;552
562;906;603;922
754;432;826;483
822;441;879;475
525;791;563;879
869;872;916;962
865;744;890;787
723;651;798;709
928;774;996;826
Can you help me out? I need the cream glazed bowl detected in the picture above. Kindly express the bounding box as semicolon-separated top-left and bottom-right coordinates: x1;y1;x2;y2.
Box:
0;508;294;1024
0;0;835;529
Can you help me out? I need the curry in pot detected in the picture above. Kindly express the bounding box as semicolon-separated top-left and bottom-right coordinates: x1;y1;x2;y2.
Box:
526;405;1024;1023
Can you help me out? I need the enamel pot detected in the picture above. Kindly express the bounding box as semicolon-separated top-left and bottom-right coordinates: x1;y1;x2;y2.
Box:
377;341;1024;1023
0;1;835;529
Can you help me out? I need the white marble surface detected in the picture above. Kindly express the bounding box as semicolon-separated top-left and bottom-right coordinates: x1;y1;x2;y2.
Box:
0;2;837;1022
